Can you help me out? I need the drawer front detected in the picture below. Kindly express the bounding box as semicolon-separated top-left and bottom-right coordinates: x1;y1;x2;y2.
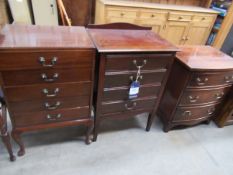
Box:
140;10;167;21
105;54;172;71
0;50;95;70
168;12;192;22
103;85;161;102
2;67;92;86
173;104;219;122
179;86;231;106
4;82;91;102
13;107;90;127
9;96;89;114
106;8;137;19
104;71;166;88
101;97;156;115
192;15;215;23
188;72;233;88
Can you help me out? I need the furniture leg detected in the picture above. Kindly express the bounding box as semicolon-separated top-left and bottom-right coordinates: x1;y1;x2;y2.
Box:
146;114;154;131
85;121;94;145
0;101;16;161
163;123;173;133
11;130;25;156
93;119;100;142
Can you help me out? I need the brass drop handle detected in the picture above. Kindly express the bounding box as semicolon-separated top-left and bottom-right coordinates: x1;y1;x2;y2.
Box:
39;57;57;67
41;73;59;82
45;101;61;110
182;111;192;117
215;92;224;99
125;102;137;110
196;77;208;86
129;75;143;81
189;95;199;103
224;75;233;83
207;108;215;115
133;59;147;69
42;88;59;97
46;114;62;121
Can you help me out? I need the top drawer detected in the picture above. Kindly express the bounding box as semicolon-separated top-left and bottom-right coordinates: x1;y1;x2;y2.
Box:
192;15;215;23
0;50;95;70
139;10;167;21
168;12;192;22
106;8;138;19
188;71;233;88
105;54;173;72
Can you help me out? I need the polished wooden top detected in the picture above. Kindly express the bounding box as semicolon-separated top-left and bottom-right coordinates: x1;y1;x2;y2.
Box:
87;28;178;53
176;46;233;71
0;24;95;49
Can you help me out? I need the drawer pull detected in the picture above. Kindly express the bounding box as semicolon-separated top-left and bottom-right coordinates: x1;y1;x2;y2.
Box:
125;102;136;110
133;59;147;69
196;77;208;86
46;113;62;121
182;111;192;117
45;101;61;110
39;57;57;67
215;92;224;100
42;88;59;97
120;13;124;16
224;75;233;83
207;108;215;115
151;14;155;18
202;17;206;20
189;95;199;103
178;16;183;20
41;73;59;82
129;75;143;81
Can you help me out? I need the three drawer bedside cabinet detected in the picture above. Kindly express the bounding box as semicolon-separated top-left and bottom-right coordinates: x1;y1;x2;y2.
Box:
0;24;96;157
87;23;178;141
158;46;233;132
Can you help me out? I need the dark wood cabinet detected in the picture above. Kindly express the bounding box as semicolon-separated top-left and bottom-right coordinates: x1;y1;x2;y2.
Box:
87;23;178;141
0;24;96;157
158;46;233;132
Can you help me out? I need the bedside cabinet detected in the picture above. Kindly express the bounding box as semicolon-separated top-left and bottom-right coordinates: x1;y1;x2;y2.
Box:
0;25;95;156
87;23;178;141
158;46;233;132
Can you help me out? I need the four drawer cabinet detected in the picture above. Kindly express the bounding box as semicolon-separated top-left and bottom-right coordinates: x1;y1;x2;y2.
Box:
158;46;233;132
0;25;96;156
87;24;178;141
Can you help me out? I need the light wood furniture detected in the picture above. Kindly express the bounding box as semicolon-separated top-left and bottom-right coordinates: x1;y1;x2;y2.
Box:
158;46;233;132
0;0;9;29
0;24;95;157
87;23;178;141
95;0;218;45
214;87;233;127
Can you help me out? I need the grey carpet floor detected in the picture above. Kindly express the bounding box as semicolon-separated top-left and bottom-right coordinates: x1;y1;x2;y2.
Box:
0;113;233;175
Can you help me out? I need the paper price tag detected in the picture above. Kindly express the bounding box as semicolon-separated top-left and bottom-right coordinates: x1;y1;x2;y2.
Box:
129;81;140;99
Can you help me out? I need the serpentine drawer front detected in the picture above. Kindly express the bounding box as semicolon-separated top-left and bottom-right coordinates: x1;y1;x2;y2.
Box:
0;24;96;157
87;26;178;141
158;46;233;132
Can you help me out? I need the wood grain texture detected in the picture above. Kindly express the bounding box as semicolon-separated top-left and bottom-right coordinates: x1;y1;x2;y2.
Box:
0;24;95;49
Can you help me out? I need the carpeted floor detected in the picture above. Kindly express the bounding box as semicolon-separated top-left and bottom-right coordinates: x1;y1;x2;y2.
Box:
1;113;233;175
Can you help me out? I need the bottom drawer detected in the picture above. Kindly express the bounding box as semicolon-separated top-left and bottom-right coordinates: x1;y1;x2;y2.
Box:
173;104;219;122
13;107;90;127
101;97;156;115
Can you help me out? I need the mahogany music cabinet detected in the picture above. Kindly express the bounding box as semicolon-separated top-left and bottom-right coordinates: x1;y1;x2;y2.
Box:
87;23;178;141
0;24;96;156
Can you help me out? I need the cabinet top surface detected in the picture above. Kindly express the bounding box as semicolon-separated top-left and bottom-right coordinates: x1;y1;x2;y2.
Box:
100;0;218;14
0;24;95;49
87;28;178;53
176;46;233;71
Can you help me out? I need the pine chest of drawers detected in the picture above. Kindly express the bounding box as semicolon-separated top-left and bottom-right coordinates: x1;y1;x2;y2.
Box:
0;25;96;156
158;46;233;132
87;23;178;141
